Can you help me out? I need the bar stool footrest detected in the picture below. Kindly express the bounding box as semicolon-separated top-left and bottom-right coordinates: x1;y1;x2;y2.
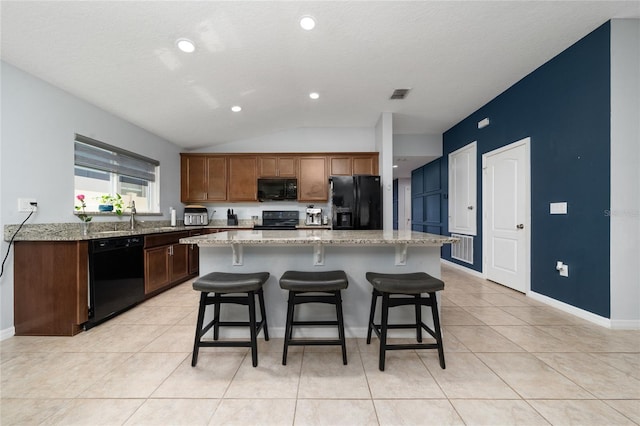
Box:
287;339;343;346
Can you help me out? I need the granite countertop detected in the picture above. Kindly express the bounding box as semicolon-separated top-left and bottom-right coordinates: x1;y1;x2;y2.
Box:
3;220;331;242
180;229;458;246
3;221;255;242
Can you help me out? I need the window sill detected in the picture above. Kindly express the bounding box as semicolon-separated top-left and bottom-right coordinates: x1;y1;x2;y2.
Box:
74;211;162;217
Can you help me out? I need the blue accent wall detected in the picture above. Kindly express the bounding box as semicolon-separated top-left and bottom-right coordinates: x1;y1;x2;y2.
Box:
412;158;446;237
440;22;611;317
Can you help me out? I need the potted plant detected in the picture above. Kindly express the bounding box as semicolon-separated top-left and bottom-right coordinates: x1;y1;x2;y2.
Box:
98;193;125;215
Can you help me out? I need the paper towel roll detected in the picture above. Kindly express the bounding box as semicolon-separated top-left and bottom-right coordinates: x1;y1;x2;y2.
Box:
170;207;176;226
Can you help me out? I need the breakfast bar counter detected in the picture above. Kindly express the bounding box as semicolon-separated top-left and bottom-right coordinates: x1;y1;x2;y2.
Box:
181;230;457;338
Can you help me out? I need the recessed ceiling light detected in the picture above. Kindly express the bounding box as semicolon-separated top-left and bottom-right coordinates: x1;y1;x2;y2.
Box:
393;165;398;168
176;38;195;53
309;92;320;100
231;106;242;112
300;16;316;31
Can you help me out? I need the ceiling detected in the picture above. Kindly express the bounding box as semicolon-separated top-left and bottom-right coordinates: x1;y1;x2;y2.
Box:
1;1;638;176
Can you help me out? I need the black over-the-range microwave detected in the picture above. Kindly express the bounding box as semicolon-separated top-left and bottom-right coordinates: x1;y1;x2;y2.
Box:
257;178;298;201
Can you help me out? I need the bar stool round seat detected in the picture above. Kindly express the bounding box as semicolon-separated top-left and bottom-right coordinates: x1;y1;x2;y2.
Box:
365;271;446;371
193;272;269;293
279;270;349;365
191;271;270;368
366;272;444;294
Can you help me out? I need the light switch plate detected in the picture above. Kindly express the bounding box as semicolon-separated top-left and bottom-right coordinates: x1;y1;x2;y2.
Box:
550;202;567;214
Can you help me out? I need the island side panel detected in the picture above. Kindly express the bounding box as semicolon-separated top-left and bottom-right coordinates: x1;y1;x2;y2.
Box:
197;244;442;338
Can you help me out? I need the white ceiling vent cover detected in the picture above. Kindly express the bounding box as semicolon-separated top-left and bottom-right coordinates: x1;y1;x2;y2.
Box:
390;89;410;100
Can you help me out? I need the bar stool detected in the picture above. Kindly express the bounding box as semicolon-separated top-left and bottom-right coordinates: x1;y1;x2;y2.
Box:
365;272;445;371
191;271;270;368
279;270;349;365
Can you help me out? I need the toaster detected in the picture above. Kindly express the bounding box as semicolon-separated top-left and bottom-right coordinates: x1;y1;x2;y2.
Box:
183;207;209;226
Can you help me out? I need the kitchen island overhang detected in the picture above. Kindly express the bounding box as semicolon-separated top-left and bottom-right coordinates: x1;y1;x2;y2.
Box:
180;230;458;338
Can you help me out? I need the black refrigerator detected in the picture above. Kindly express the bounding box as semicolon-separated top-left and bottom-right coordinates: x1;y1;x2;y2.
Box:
330;175;382;230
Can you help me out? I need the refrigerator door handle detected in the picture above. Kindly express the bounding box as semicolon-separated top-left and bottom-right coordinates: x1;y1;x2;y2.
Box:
353;180;359;229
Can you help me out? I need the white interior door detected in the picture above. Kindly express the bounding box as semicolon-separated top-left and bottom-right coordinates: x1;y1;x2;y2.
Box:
449;142;477;235
483;138;530;293
404;185;411;230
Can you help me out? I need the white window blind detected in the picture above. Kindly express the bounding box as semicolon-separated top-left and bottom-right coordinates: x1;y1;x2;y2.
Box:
74;134;159;182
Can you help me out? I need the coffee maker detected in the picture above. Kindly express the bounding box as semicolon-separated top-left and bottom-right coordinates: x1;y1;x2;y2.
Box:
305;206;322;226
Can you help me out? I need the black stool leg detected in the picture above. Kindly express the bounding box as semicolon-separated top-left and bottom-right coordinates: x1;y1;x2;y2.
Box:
379;292;390;371
248;291;258;367
335;290;347;365
415;294;423;343
213;295;221;340
258;288;269;341
366;289;378;344
429;291;446;369
282;291;296;365
191;292;207;367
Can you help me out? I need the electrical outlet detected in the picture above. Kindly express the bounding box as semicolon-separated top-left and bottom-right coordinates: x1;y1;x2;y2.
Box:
18;198;37;212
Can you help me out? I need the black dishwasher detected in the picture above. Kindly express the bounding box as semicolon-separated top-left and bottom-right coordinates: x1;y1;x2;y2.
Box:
86;236;145;329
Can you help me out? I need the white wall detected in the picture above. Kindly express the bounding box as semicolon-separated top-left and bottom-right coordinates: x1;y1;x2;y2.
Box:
396;178;412;231
375;112;394;231
0;61;182;336
191;127;376;153
393;133;442;157
610;19;640;327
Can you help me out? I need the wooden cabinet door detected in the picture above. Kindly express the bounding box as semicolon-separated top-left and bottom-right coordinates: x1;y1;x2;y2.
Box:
277;156;297;177
353;155;378;175
258;156;278;177
228;156;257;201
14;241;88;336
188;243;199;275
258;155;297;177
329;156;352;176
206;156;227;201
298;156;328;201
144;246;170;294
170;244;189;282
181;155;227;202
181;155;207;202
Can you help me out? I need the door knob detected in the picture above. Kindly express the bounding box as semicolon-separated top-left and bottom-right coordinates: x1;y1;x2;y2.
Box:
467;206;474;210
517;224;524;229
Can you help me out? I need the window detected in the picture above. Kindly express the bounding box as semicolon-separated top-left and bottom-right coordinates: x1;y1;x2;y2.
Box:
74;134;159;213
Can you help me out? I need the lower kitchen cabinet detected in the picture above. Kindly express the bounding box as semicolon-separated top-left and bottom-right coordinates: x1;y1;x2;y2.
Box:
13;241;89;336
144;231;195;295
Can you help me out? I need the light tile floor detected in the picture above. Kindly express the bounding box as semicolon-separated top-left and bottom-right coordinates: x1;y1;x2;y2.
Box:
1;265;639;425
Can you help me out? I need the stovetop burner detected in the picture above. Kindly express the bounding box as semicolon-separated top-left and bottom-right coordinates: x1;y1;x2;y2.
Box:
253;210;299;230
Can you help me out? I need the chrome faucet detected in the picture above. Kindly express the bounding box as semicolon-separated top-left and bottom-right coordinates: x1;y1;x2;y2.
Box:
129;200;137;230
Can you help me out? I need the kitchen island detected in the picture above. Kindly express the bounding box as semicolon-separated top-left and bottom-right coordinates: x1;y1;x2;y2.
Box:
180;230;457;338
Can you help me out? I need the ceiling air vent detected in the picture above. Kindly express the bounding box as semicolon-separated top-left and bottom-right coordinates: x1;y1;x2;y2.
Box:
390;89;410;100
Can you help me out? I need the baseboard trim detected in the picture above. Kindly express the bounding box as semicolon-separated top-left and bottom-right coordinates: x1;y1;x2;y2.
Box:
528;291;615;328
609;319;640;330
1;327;15;341
439;259;639;330
440;259;485;279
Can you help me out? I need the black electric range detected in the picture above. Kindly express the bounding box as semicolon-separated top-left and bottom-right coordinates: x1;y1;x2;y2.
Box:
253;210;299;230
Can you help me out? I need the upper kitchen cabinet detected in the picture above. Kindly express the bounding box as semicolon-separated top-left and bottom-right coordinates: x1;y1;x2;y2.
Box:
298;156;328;201
329;153;379;176
258;155;298;178
228;155;258;201
180;154;227;203
352;154;379;175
